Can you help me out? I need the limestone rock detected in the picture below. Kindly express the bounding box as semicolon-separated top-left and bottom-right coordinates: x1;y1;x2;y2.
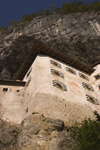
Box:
0;12;100;79
0;114;70;150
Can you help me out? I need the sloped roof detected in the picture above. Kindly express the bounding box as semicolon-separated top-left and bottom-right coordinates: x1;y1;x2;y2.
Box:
16;42;95;80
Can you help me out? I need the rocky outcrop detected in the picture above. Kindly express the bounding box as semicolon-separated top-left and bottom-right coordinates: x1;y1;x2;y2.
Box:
0;12;100;79
0;114;70;150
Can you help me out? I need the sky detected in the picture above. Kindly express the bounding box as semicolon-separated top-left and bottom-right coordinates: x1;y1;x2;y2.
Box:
0;0;99;27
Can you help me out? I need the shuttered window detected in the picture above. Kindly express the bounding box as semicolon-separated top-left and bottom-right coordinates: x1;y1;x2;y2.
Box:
51;69;64;78
65;67;76;75
79;73;89;81
50;60;61;68
82;82;94;91
52;80;67;91
86;94;99;105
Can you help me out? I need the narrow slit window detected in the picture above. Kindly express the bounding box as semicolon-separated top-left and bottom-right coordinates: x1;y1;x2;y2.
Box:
51;69;64;78
79;73;89;81
65;67;76;75
3;88;8;92
86;94;99;105
82;82;94;91
52;80;67;91
50;60;61;68
95;74;100;80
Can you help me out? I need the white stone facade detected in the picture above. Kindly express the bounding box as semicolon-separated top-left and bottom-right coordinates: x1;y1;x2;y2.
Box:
0;55;100;125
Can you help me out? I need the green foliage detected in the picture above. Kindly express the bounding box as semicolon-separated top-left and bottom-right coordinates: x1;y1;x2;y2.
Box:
69;112;100;150
44;8;51;15
12;20;18;27
62;0;100;14
0;27;5;32
1;0;100;30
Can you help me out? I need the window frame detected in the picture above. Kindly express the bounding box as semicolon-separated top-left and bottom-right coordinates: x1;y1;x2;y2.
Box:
51;69;64;78
79;73;89;81
2;88;8;92
50;60;61;68
52;80;67;91
65;67;76;75
82;82;94;91
86;94;99;105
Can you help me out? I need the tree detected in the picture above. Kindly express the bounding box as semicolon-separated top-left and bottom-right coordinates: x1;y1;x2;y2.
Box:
44;8;51;15
69;112;100;150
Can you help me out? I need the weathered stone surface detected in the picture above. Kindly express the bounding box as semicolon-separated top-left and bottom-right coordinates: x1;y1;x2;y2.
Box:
0;114;70;150
0;12;100;79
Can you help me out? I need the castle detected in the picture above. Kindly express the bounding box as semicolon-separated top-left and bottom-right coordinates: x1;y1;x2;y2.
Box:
0;43;100;125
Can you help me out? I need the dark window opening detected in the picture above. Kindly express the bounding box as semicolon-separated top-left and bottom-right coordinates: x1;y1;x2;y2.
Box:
95;74;100;80
3;88;8;92
16;90;19;92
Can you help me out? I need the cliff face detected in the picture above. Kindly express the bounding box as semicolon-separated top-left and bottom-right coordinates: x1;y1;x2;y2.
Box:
0;11;100;79
0;114;70;150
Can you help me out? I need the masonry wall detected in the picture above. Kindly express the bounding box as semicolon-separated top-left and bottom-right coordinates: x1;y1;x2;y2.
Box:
0;85;24;124
22;55;100;125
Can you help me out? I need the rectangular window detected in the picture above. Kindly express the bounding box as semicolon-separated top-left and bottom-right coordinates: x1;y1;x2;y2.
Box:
95;74;100;80
52;80;67;91
51;69;64;78
79;73;89;81
50;60;61;68
3;88;8;92
86;94;99;105
65;67;76;75
82;82;94;91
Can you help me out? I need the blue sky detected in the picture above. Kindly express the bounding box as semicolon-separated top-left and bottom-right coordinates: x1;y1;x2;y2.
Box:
0;0;99;27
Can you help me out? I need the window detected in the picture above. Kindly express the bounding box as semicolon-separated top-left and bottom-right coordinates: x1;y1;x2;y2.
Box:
50;60;61;68
51;69;64;78
86;94;99;105
65;67;76;75
52;80;67;91
3;88;8;92
79;73;89;81
82;82;94;91
16;90;19;92
95;74;100;80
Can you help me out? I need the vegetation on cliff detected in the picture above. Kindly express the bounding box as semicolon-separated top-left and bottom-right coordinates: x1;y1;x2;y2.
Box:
69;111;100;150
0;0;100;33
